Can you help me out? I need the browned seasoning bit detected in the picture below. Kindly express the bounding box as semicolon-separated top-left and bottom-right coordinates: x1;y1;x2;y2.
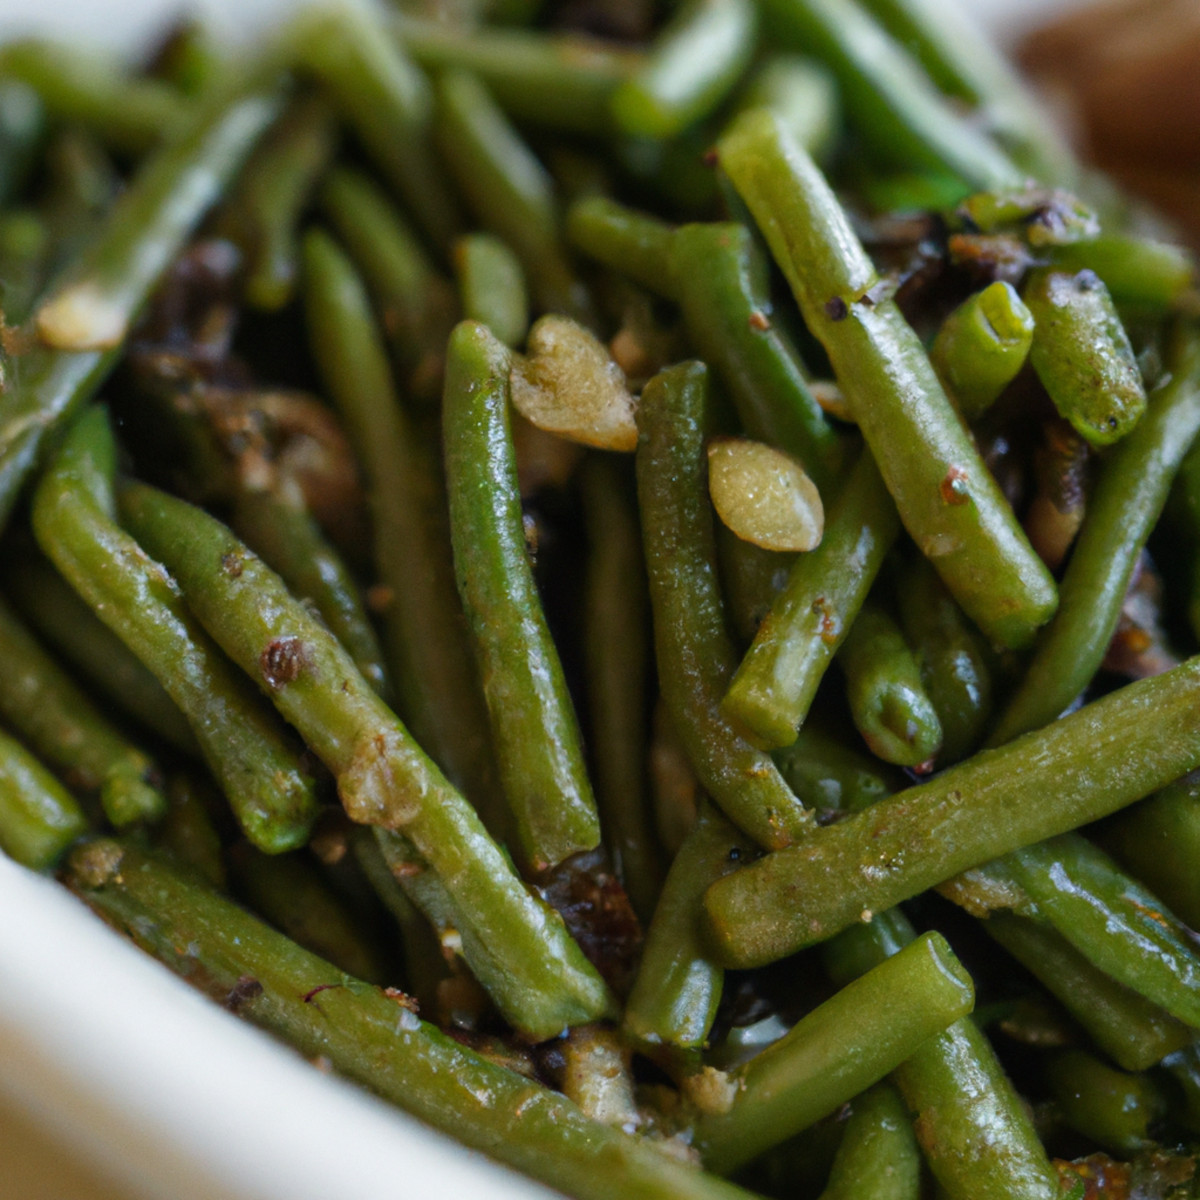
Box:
260;636;308;688
939;465;971;505
748;310;771;332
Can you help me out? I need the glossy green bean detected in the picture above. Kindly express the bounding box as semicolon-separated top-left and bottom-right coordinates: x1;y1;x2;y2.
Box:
733;56;838;162
623;803;750;1058
825;908;1065;1200
719;108;1056;649
566;195;676;297
770;717;897;819
692;932;974;1173
320;166;458;404
1024;267;1147;447
0;78;282;529
3;551;196;754
434;69;590;322
1050;235;1195;311
0;726;88;870
443;321;600;873
215;93;338;310
287;4;460;252
705;654;1200;965
838;599;943;767
635;360;812;850
895;556;993;766
452;232;529;348
0;595;165;828
1044;1050;1163;1156
32;409;318;854
118;479;613;1039
1096;773;1200;933
756;0;1022;192
989;328;1200;745
579;455;664;923
0;39;185;154
0;209;49;325
984;912;1192;1072
392;14;643;135
722;447;900;748
611;0;756;140
816;1083;919;1200
930;280;1034;419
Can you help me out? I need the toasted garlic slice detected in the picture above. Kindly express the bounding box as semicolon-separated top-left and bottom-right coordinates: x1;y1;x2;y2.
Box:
510;314;638;451
708;437;824;552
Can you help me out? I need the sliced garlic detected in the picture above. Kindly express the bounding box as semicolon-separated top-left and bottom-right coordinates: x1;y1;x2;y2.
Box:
36;281;128;351
707;437;824;552
510;314;638;452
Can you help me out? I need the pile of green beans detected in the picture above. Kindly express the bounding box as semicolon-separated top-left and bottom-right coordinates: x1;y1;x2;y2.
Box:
2;2;1200;1198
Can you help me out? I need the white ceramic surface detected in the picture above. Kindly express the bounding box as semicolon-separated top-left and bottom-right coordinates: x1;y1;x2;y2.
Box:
0;2;1082;1197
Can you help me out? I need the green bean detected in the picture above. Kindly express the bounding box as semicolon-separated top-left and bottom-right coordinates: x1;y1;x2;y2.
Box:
984;913;1192;1073
0;209;49;328
1096;774;1200;933
719;108;1056;649
895;556;993;766
68;837;757;1200
579;455;664;923
228;842;392;985
32;408;318;854
756;0;1022;193
320;166;458;404
117;480;613;1039
286;5;461;252
0;78;282;529
566;195;676;298
302;230;503;833
443;321;601;873
670;222;845;492
452;232;529;348
0;595;165;827
623;803;750;1059
991;834;1200;1032
215;93;338;311
838;599;942;767
611;0;756;140
1044;1050;1164;1156
151;20;225;96
704;654;1200;966
0;726;88;870
855;0;1073;183
691;931;974;1173
930;281;1034;420
722;447;900;748
733;56;838;162
989;328;1200;746
825;908;1065;1200
230;484;389;703
1050;234;1195;311
635;360;812;850
1161;1043;1200;1136
392;14;642;135
0;40;186;154
0;80;45;206
349;827;447;1013
156;773;226;889
1023;268;1147;447
715;525;794;644
434;69;590;323
3;550;196;755
815;1083;919;1200
771;717;897;818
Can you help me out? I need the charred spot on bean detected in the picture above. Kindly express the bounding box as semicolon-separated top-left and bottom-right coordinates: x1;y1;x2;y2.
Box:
824;296;848;321
221;551;244;578
224;974;263;1012
260;636;308;688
